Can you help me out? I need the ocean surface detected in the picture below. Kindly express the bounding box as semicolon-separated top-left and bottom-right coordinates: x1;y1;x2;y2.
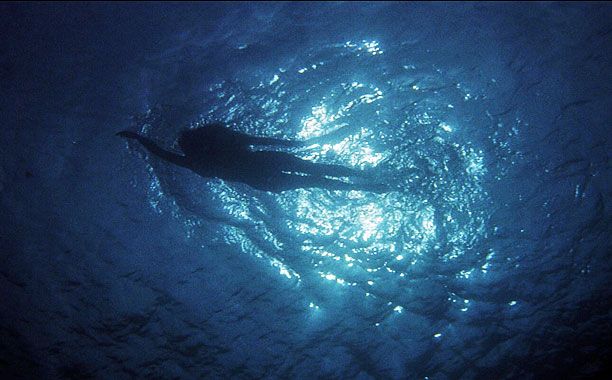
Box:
1;2;610;379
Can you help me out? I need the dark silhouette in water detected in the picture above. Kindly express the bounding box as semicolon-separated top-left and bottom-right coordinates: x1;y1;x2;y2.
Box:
117;123;388;193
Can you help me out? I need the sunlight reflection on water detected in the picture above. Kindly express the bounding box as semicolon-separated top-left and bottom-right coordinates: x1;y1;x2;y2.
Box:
139;39;505;319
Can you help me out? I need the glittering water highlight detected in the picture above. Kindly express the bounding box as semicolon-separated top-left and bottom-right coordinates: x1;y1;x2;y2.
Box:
134;38;516;321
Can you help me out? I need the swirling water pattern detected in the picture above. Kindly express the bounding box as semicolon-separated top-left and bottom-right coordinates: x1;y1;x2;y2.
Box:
1;2;610;379
135;39;510;323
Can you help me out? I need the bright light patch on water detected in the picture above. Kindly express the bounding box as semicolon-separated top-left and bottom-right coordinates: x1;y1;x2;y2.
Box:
137;37;498;318
298;105;337;139
354;145;385;167
359;88;383;104
439;122;453;133
364;41;382;55
297;85;383;141
320;272;348;286
315;134;386;169
277;263;295;279
421;216;435;233
146;166;164;214
481;249;495;274
356;203;384;242
343;40;383;55
464;147;486;176
291;188;442;301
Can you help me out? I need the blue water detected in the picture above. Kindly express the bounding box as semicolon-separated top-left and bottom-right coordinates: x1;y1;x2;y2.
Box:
1;2;610;379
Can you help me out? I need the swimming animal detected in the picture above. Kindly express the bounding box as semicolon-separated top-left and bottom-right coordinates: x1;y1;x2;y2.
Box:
117;123;388;193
